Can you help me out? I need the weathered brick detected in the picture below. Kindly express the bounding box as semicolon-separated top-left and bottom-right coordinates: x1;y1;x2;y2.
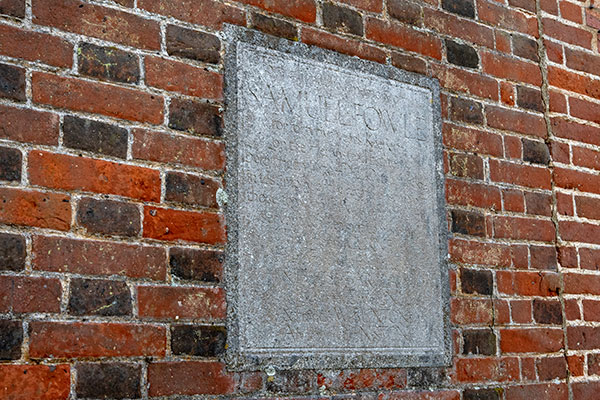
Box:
463;389;500;400
0;187;70;231
573;381;600;399
461;268;493;295
565;47;600;77
0;62;25;101
479;1;538;36
494;215;555;242
525;192;552;217
0;105;59;145
168;98;222;136
560;220;600;245
0;24;73;68
387;0;422;26
486;106;546;138
266;370;316;393
555;167;600;195
63;115;128;158
517;86;543;112
32;236;166;280
451;298;493;324
549;67;600;102
0;365;70;400
442;0;475;18
138;0;246;29
463;329;496;355
137;285;225;320
455;357;519;382
166;24;221;63
489;159;551;189
28;321;166;358
0;233;25;272
29;151;161;202
449;153;484;179
0;146;21;182
497;271;560;296
451;209;486;237
449;97;483;124
504;383;567;400
78;43;139;84
511;300;532;324
148;361;235;397
0;275;62;313
513;34;539;62
366;17;442;59
250;12;298;41
165;172;220;208
500;328;563;353
76;363;141;400
170;247;223;283
443;124;503;156
573;146;600;171
543;17;592;48
143;206;225;244
238;0;316;22
77;197;141;237
446;40;478;68
0;320;22;360
0;0;24;18
302;28;387;63
68;278;132;316
432;63;498;100
533;299;563;324
424;8;494;49
391;52;427;74
323;2;363;35
33;0;160;50
482;51;541;86
446;179;502;209
32;72;164;124
171;325;226;356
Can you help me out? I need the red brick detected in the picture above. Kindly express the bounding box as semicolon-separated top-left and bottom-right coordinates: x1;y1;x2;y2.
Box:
565;299;581;320
501;81;515;106
541;0;559;14
366;17;442;59
542;17;593;48
551;117;600;146
573;381;600;400
565;47;600;77
482;52;541;86
431;63;498;100
510;300;532;323
138;0;245;29
509;0;536;13
504;136;522;159
560;220;600;245
558;246;577;268
138;285;225;320
568;326;600;350
0;104;59;145
29;321;166;358
555;167;600;195
148;361;235;396
521;357;537;380
568;354;585;376
497;271;560;296
424;8;493;48
455;357;519;383
500;328;563;353
574;147;600;172
580;248;600;270
443;123;503;156
446;179;502;210
33;0;160;49
570;97;600;125
549;67;600;101
478;0;538;36
318;369;407;391
504;383;567;400
582;300;600;321
575;195;600;220
302;28;387;63
503;189;525;212
339;0;382;12
32;236;166;280
0;187;70;231
486;106;546;138
0;24;72;68
384;391;460;400
143;206;226;244
550;140;569;164
450;298;493;324
449;239;513;267
0;276;61;313
564;272;600;295
145;56;223;100
495;299;511;324
489;160;551;190
391;52;428;74
556;192;573;216
32;72;163;124
496;31;512;54
0;365;70;400
29;151;161;202
238;0;316;22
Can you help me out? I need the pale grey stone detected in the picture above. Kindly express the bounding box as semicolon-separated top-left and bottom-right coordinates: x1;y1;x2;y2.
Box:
223;25;450;370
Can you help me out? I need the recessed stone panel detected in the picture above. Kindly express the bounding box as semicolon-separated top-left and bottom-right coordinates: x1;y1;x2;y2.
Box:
224;26;449;370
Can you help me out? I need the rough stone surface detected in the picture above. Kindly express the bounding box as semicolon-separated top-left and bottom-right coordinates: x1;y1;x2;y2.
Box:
224;26;448;369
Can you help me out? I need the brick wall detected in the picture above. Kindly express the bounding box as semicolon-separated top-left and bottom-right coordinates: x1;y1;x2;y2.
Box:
0;0;598;398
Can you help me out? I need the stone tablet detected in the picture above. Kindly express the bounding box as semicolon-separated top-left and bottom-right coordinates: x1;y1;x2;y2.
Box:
224;26;450;370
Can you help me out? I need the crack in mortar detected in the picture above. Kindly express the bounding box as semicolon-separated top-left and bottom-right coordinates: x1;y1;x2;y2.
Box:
534;1;572;399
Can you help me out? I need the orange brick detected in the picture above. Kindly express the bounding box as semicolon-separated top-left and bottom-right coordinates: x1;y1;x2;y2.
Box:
0;24;73;68
0;365;70;400
500;328;563;353
0;187;70;231
366;17;442;59
143;206;226;244
137;286;226;320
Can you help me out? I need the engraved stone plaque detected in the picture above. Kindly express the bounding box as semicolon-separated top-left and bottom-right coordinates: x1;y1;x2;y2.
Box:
224;26;450;370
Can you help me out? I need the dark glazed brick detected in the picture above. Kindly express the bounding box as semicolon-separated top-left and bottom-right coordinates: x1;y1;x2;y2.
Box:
165;172;220;208
446;39;479;68
517;86;544;112
533;299;563;324
76;363;141;399
0;146;21;181
387;0;422;26
513;35;539;62
169;98;222;137
0;63;25;101
266;370;315;393
451;209;485;237
0;233;25;271
68;278;132;316
78;43;139;84
463;329;496;355
322;2;363;36
461;268;493;295
169;247;223;283
171;325;226;356
406;368;446;388
0;320;22;360
449;97;483;124
522;139;550;165
0;0;24;18
77;197;141;237
442;0;475;18
166;25;221;64
63;116;128;158
463;388;501;400
251;12;298;41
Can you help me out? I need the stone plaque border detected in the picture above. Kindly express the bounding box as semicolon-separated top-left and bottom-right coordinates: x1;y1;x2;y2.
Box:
223;25;451;371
